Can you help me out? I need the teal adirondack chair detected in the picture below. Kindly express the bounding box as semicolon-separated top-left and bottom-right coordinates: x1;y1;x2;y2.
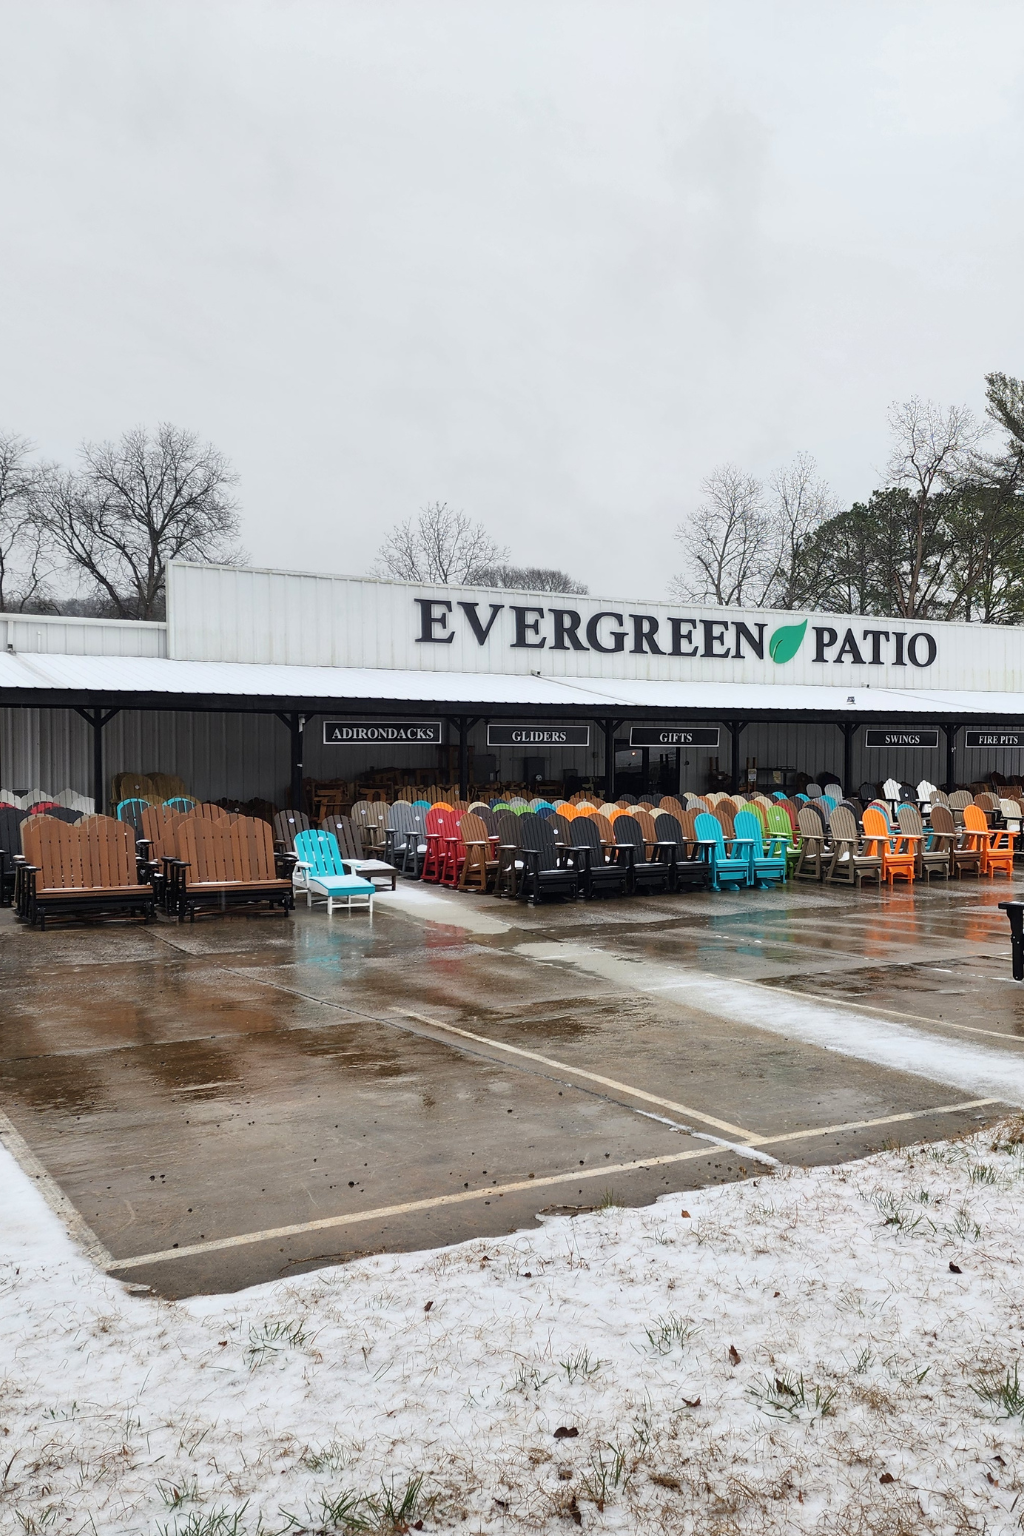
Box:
693;812;752;890
293;829;374;914
734;809;788;887
163;796;197;812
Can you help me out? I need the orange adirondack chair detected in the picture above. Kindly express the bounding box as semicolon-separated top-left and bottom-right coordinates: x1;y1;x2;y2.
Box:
962;803;1015;878
861;805;916;885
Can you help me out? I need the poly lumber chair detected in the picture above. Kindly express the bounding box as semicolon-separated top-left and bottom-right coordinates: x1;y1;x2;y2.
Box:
170;814;295;921
293;829;375;914
516;815;581;904
569;814;629;898
18;814;156;930
652;812;712;891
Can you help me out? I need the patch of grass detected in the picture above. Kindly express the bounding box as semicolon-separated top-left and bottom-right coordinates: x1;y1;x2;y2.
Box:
852;1348;873;1375
579;1445;631;1511
246;1319;310;1369
944;1202;982;1241
302;1443;350;1474
973;1363;1024;1419
560;1348;603;1383
16;1508;61;1535
304;1476;425;1534
507;1361;554;1395
969;1163;997;1184
749;1372;837;1422
156;1507;248;1536
597;1189;625;1210
157;1475;200;1510
872;1192;931;1233
642;1314;696;1356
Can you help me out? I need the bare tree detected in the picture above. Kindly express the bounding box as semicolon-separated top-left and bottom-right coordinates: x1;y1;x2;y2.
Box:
468;564;588;594
42;424;242;620
762;452;837;609
670;465;772;605
884;397;986;617
373;502;507;584
0;432;53;612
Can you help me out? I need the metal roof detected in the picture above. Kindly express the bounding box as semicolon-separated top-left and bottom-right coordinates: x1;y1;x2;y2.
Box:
1;651;1023;721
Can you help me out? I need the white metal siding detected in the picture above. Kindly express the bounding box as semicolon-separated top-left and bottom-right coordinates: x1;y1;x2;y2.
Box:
0;613;166;657
165;561;1024;692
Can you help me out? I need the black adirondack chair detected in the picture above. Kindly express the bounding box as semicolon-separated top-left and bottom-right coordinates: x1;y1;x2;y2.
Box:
517;813;580;904
653;813;712;891
569;816;629;898
44;806;84;825
0;805;27;907
494;810;525;898
613;815;673;893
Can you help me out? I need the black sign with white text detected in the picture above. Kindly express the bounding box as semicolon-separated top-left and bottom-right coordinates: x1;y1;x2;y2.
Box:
486;724;590;747
965;729;1024;749
629;726;720;748
323;720;443;745
864;728;939;749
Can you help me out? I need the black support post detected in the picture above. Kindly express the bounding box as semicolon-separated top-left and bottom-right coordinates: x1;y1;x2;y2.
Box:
276;712;305;811
840;721;859;796
943;723;958;791
600;718;623;799
74;706;120;813
729;720;745;793
458;717;468;801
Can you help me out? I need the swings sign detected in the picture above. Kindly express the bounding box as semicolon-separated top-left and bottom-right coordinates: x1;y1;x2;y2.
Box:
413;601;938;672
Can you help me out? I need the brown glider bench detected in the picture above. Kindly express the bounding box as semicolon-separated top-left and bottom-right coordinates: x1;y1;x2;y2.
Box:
18;815;155;929
168;814;294;922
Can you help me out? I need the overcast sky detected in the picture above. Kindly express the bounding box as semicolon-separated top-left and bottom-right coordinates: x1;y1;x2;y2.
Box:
2;1;1023;601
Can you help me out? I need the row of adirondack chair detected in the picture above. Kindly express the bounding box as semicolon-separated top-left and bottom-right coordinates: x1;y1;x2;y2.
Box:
8;801;295;927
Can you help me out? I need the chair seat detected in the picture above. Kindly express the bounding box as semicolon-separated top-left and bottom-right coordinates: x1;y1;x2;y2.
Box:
38;884;151;897
309;874;376;894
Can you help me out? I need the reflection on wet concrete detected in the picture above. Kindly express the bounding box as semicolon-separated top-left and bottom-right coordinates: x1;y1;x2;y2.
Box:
1;874;1020;1295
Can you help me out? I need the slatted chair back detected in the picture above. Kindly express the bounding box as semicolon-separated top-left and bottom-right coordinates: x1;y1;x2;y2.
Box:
805;782;823;798
653;812;685;853
163;796;196;813
37;806;80;824
320;814;368;863
811;796;834;825
456;812;496;891
634;809;659;846
116;798;153;838
546;813;569;846
612;816;645;852
949;790;972;817
829;805;859;844
862;805;915;885
385;800;419;860
794;805;829;880
273;809;312;848
295;828;346;878
569;814;606;858
714;804;736;838
179;814;279;885
191;802;229;822
55;789;95;813
147;772;188;801
139;805;184;860
963;804;990;836
590;814;614;848
766;803;797;846
659;796;685;820
929;804;958;841
931;788;950;807
680;807;702;849
23;814;139;890
1000;798;1023;831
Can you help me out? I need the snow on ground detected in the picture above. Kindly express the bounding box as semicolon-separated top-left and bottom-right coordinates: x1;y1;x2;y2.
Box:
4;1122;1024;1535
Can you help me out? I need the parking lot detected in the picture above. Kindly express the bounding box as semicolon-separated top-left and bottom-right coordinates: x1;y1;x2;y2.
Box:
2;876;1023;1298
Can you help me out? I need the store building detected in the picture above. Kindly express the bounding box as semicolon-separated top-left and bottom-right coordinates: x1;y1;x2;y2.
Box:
3;560;1024;805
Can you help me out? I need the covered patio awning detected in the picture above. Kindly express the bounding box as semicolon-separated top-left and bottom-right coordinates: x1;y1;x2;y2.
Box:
2;650;1024;723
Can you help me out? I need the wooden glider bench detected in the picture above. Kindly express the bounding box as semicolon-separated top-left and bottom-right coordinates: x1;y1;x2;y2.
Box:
168;814;295;922
18;815;155;929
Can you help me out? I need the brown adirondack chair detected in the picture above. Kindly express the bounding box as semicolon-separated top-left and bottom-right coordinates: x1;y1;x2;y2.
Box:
171;815;294;921
795;805;829;880
19;814;155;929
897;804;950;879
457;812;498;891
929;803;978;877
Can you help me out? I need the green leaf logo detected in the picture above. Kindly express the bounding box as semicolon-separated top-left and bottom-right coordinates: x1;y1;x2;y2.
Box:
768;619;807;664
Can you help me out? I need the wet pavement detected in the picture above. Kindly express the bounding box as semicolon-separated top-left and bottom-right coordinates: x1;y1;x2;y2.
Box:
1;875;1022;1297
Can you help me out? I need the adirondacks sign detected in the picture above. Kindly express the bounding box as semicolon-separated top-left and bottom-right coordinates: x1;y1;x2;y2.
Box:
965;729;1024;749
864;729;940;749
486;725;591;747
629;727;720;747
323;721;443;745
